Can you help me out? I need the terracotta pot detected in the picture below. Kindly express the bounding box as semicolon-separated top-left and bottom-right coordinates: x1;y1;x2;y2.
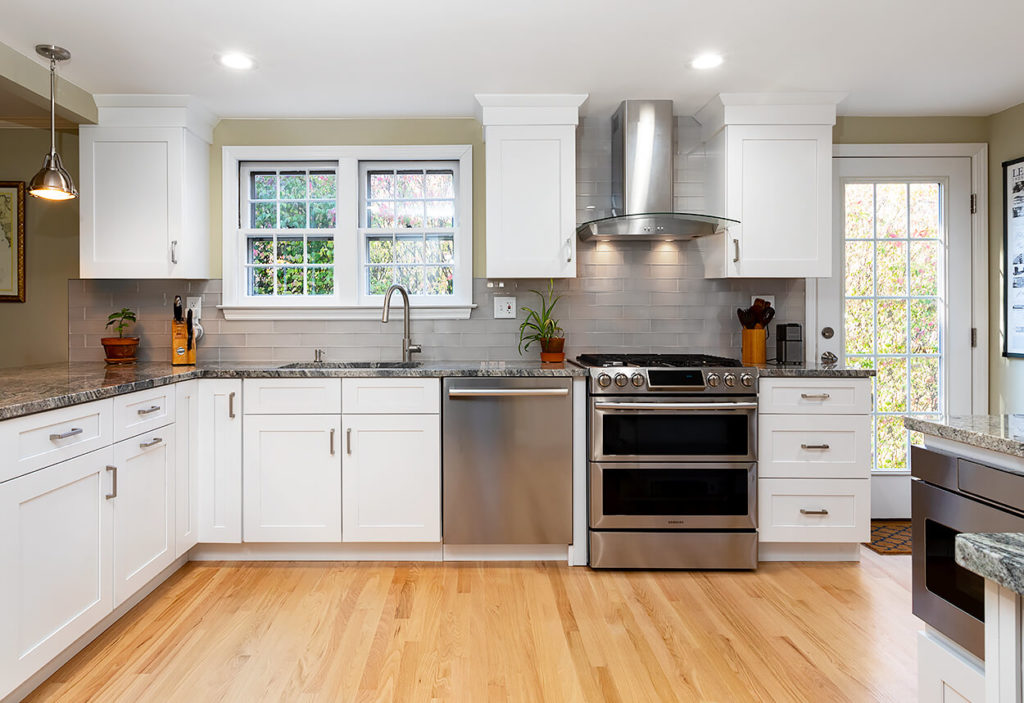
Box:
540;337;565;363
101;337;140;364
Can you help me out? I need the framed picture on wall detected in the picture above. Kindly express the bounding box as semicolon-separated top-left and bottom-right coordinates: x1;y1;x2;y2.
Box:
0;181;25;303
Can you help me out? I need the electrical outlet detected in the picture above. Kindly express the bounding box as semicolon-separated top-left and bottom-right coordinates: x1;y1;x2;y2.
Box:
751;294;775;309
186;296;202;321
494;296;516;319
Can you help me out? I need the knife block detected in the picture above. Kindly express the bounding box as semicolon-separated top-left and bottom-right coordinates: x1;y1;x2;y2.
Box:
171;321;196;365
741;328;767;365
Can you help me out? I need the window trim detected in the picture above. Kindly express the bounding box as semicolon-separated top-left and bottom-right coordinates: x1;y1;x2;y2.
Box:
221;144;474;320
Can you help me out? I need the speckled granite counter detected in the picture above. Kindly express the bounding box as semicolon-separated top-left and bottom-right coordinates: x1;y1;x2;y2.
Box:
904;415;1024;460
755;363;875;378
0;361;587;421
956;533;1024;595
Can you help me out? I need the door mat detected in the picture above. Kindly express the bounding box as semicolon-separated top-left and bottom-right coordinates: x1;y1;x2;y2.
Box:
864;520;912;555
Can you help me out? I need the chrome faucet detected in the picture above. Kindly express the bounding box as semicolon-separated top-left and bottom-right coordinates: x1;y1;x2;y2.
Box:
381;284;422;362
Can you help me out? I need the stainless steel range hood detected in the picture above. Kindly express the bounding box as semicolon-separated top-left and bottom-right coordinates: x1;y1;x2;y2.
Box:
576;100;737;241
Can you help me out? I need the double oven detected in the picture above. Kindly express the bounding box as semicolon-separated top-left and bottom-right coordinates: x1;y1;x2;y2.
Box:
579;355;759;569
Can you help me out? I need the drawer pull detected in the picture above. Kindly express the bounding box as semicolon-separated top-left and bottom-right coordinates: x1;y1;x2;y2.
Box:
139;437;163;449
800;443;831;450
229;391;236;419
137;405;161;415
49;427;84;441
800;393;831;400
800;508;829;516
105;465;118;500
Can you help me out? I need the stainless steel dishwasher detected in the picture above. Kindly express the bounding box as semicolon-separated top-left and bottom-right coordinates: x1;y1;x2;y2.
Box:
442;376;572;544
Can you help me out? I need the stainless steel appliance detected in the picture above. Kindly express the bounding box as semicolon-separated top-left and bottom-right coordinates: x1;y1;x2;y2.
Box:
776;323;803;365
912;445;1024;658
442;377;572;545
576;353;759;569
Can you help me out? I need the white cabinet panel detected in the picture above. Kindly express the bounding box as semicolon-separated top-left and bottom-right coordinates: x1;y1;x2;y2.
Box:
112;427;175;606
918;630;984;703
174;380;199;557
0;399;113;483
758;478;870;543
0;447;114;700
243;415;341;542
758;378;872;415
342;377;439;415
758;414;871;479
113;386;175;442
198;379;242;543
243;378;341;415
342;414;440;542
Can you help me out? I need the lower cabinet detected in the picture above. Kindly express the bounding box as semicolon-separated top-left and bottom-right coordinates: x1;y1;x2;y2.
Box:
174;380;199;557
0;447;114;700
198;379;242;543
242;414;342;542
342;414;441;542
112;426;175;606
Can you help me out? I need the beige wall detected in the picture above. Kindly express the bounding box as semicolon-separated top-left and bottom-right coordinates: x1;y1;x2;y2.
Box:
210;118;486;277
0;129;78;367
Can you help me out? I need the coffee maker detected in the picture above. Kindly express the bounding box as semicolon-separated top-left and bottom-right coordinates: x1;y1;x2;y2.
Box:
776;323;803;365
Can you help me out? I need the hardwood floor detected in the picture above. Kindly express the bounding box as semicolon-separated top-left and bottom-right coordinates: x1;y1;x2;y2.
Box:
25;548;917;703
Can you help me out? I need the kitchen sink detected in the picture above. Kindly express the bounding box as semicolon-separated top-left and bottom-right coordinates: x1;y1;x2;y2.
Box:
278;361;424;369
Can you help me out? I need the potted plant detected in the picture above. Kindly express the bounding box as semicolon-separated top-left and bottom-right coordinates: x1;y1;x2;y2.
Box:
517;279;566;363
101;307;139;364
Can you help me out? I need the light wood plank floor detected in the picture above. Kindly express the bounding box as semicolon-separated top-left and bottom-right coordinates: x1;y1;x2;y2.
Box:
25;548;917;703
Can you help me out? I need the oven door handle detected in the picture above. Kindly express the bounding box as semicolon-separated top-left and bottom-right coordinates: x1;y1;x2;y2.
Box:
593;401;759;411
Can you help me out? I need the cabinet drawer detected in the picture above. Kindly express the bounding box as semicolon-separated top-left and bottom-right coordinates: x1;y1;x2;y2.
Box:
243;378;341;415
758;378;872;415
113;387;175;442
758;478;870;543
758;414;871;479
0;399;113;482
342;378;439;414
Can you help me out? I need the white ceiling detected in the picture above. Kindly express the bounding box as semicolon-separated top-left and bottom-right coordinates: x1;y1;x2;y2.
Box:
2;0;1023;120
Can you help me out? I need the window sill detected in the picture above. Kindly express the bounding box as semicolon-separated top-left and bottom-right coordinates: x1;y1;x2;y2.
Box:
218;304;476;321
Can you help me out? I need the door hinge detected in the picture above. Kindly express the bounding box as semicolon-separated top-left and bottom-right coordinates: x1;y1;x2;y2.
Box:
971;328;978;347
971;193;977;214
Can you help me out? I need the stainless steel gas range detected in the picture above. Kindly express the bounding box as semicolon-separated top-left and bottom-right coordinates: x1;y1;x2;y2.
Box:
574;354;759;569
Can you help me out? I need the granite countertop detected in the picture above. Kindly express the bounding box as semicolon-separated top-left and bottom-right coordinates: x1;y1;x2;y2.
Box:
956;533;1024;595
755;363;875;378
0;361;587;421
903;415;1024;460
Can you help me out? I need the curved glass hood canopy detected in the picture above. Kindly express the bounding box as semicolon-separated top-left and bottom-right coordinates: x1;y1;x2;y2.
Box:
577;99;738;242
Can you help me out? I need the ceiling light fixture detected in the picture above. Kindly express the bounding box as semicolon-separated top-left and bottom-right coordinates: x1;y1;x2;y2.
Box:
691;53;724;70
218;52;254;70
29;44;77;201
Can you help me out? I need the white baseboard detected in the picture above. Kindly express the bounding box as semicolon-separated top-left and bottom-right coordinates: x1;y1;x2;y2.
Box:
189;542;444;561
758;542;862;562
442;544;570;562
871;472;911;518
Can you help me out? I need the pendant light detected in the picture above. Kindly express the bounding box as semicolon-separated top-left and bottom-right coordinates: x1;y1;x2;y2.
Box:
29;44;77;201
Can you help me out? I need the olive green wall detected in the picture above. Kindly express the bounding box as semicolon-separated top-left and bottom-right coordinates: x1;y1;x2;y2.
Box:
833;116;989;144
0;129;78;367
209;118;485;277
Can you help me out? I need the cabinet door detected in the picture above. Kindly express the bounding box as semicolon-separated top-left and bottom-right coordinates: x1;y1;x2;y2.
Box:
175;380;199;556
485;124;577;278
198;379;242;543
0;448;114;700
726;124;832;278
243;415;341;542
342;414;440;542
80;126;182;278
112;427;175;606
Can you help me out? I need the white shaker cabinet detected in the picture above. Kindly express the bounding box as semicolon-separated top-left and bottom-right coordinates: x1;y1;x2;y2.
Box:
175;380;199;557
78;96;214;279
198;379;243;543
695;94;842;279
476;94;587;279
0;448;115;701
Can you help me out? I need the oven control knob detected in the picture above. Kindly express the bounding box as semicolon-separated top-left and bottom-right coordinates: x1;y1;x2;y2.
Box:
724;373;736;388
706;373;721;388
740;373;754;388
597;373;612;388
614;373;629;387
630;373;645;387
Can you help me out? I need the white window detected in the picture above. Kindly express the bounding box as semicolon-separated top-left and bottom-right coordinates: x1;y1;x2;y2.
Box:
221;146;473;319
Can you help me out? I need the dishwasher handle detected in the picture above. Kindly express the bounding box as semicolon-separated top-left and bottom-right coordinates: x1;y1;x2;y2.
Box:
447;387;569;398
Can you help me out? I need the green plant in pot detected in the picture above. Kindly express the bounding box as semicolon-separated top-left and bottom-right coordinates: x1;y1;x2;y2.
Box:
101;307;139;364
517;279;566;363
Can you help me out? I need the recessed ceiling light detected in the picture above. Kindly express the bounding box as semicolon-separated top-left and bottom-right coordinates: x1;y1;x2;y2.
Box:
218;52;254;70
691;53;723;70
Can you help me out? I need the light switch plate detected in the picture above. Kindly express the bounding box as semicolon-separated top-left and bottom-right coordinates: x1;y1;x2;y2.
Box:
494;296;516;319
186;296;202;321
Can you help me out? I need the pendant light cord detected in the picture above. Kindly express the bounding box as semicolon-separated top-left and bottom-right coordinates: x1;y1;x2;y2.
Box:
49;57;56;158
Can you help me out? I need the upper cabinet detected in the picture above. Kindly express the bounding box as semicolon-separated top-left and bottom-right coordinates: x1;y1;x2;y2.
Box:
79;96;215;279
695;93;843;279
477;94;587;279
